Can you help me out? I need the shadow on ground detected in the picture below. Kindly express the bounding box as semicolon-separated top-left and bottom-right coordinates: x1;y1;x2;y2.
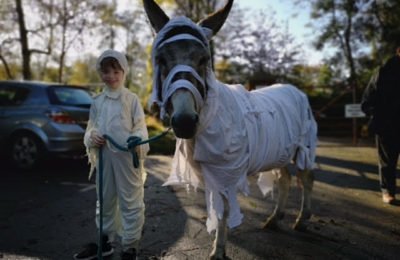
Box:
0;156;186;259
217;151;400;260
315;155;380;191
1;145;400;259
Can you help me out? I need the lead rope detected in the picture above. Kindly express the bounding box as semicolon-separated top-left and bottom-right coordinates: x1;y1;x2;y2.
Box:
97;128;171;259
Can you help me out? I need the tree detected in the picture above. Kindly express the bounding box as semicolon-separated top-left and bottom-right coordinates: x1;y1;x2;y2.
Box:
361;0;400;63
67;56;99;86
15;0;32;79
0;1;17;79
214;6;301;85
150;1;302;86
117;7;152;93
298;0;400;90
13;0;57;80
1;0;107;81
95;1;119;49
306;0;365;90
288;63;338;96
47;0;99;82
171;0;220;21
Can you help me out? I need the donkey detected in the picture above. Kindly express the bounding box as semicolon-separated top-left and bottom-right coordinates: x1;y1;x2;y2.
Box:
143;0;318;259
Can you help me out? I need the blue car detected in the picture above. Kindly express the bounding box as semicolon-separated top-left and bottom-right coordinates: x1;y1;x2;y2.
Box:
0;80;93;170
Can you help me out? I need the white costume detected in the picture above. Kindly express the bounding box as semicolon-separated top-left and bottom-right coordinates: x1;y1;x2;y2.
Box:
84;50;149;250
150;17;318;233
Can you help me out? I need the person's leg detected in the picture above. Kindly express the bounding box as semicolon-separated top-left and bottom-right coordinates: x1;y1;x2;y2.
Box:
74;148;118;259
114;153;145;253
96;148;121;243
376;136;398;199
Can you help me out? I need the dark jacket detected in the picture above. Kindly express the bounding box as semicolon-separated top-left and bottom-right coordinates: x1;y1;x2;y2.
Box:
361;55;400;138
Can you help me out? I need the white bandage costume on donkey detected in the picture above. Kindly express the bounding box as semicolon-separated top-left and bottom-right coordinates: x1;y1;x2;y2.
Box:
150;17;318;233
84;50;150;250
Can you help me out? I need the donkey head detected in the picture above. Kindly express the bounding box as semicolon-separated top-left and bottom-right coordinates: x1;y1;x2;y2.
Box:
144;0;233;139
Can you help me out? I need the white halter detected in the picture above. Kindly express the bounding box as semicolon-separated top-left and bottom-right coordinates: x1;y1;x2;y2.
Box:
150;17;212;120
160;64;205;118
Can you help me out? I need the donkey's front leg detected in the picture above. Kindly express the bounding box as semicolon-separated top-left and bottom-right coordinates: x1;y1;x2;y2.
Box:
263;167;291;229
210;195;228;260
293;169;314;231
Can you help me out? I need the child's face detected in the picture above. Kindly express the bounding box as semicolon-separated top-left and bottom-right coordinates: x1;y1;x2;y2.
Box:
100;67;124;89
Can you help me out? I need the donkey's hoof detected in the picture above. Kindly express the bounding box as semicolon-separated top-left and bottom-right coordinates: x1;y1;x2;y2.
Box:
262;218;279;230
209;252;226;260
293;219;308;231
300;211;312;220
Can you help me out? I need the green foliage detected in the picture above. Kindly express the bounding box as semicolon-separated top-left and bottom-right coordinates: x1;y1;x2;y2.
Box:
67;57;99;86
146;115;175;155
215;59;249;84
317;64;337;90
166;0;222;21
0;63;20;80
362;0;400;61
42;67;59;83
286;63;338;96
301;0;400;93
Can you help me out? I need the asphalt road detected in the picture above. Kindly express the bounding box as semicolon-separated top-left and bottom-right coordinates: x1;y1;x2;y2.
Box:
1;137;399;260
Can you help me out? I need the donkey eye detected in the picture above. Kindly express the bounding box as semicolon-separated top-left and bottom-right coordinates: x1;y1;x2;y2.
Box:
198;57;208;66
156;57;166;67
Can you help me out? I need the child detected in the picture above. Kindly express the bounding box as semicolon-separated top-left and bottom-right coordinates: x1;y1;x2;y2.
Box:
74;49;150;260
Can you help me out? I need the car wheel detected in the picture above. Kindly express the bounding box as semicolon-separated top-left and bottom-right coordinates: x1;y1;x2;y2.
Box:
11;133;44;170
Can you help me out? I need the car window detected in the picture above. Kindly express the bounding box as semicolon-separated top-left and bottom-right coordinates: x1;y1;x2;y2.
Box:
48;86;92;107
0;86;30;107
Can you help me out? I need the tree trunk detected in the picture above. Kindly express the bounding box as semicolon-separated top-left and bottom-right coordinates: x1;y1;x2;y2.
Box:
57;0;67;83
15;0;32;80
58;52;65;83
0;55;14;79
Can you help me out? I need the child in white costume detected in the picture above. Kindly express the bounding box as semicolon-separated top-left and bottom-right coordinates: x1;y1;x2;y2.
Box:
74;49;149;260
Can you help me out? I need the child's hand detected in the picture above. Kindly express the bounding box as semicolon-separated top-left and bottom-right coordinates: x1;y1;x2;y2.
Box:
91;131;105;147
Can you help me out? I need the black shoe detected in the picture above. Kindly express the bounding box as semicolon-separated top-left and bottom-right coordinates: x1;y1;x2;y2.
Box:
121;248;137;260
73;236;114;260
101;236;114;256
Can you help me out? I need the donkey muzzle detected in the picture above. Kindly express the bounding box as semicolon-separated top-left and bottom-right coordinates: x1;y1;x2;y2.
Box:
171;112;199;139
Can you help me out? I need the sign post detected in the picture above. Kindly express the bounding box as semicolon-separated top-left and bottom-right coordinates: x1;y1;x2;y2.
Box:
345;104;366;118
345;104;366;145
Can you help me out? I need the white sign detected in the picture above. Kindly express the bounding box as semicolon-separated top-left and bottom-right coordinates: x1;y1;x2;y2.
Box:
345;104;366;118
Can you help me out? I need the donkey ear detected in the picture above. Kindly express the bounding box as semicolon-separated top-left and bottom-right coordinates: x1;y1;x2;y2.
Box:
198;0;233;36
143;0;170;33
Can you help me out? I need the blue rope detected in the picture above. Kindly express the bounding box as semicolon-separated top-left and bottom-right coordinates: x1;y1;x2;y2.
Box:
98;145;104;260
97;128;170;259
